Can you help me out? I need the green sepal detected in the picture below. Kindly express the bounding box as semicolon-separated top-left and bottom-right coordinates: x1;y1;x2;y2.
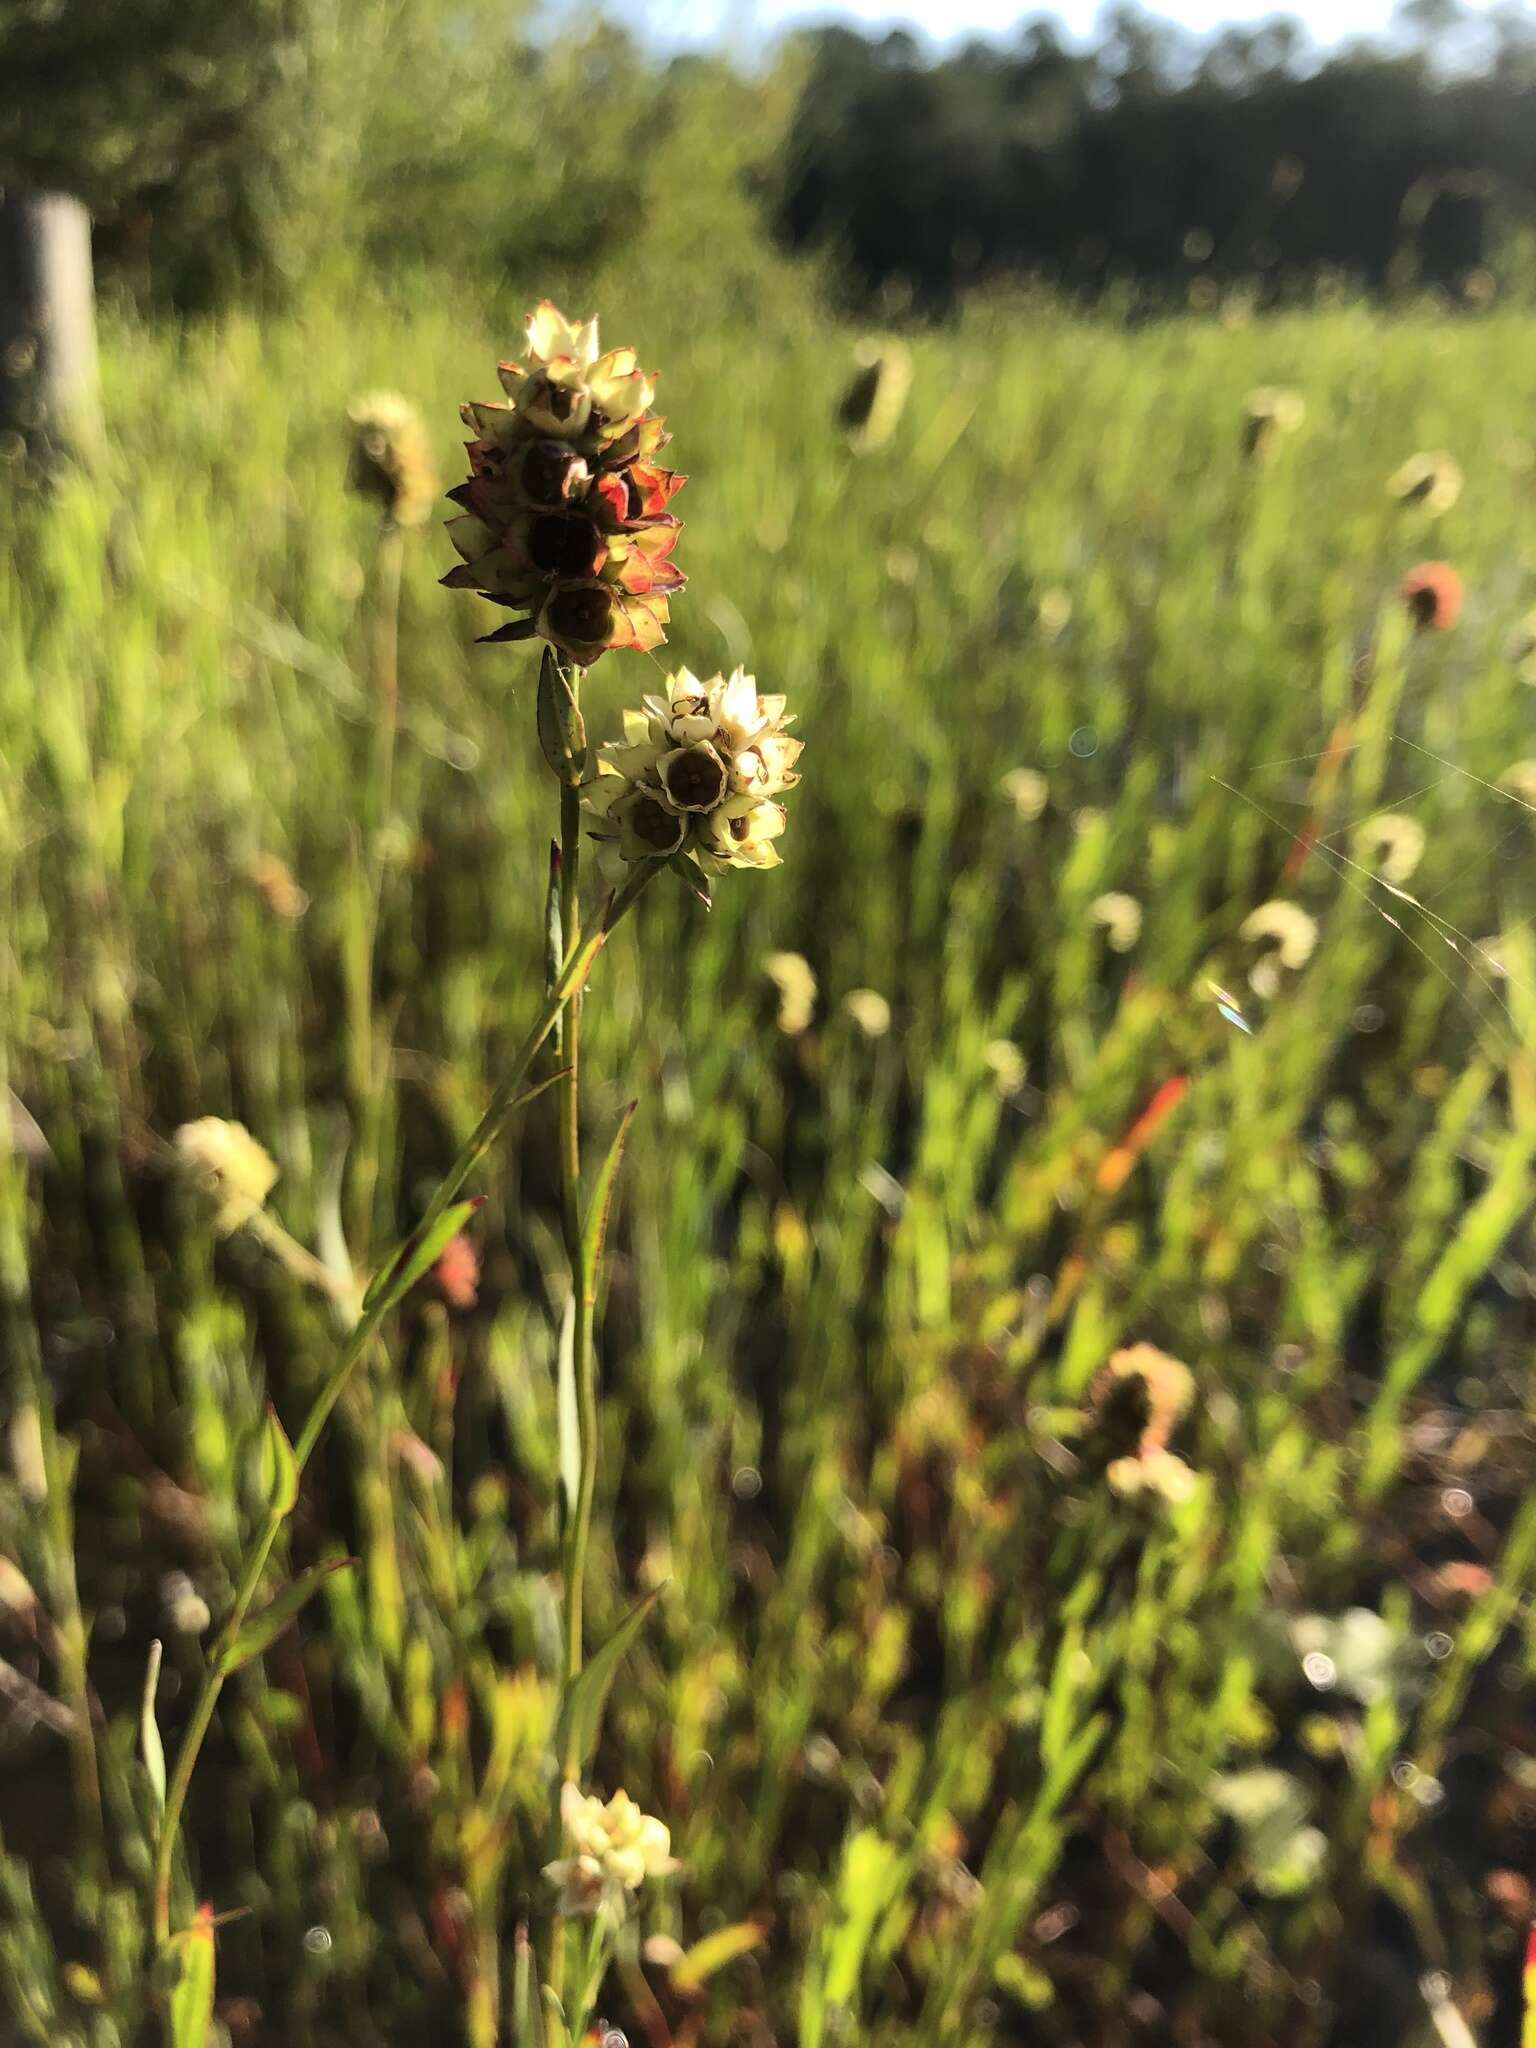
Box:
537;648;589;786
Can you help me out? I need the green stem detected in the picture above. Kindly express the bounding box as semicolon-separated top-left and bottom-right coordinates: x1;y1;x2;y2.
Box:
150;900;647;1947
370;521;405;845
556;672;589;1705
348;519;407;1253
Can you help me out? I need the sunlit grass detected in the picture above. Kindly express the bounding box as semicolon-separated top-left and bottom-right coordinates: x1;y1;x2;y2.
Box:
4;275;1536;2045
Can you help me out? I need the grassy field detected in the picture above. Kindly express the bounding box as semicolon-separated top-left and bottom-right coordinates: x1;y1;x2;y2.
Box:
4;272;1536;2047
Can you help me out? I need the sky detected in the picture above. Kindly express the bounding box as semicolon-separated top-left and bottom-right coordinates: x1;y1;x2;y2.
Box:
637;0;1474;51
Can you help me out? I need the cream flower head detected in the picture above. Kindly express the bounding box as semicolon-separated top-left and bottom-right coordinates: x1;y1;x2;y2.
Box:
586;667;802;877
174;1118;279;1234
544;1783;678;1918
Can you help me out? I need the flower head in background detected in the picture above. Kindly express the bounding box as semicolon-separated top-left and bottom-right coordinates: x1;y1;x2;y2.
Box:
444;303;685;664
1093;1343;1198;1505
1387;450;1462;516
174;1118;279;1234
347;391;439;530
1500;759;1536;809
1241;899;1318;997
1241;386;1305;461
544;1783;678;1919
837;337;913;453
1352;813;1425;886
433;1232;480;1312
1400;561;1463;632
842;988;892;1038
1090;891;1143;954
587;667;802;876
764;952;817;1036
999;766;1049;821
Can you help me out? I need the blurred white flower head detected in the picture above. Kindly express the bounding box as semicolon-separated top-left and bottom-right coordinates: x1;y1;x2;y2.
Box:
999;767;1049;821
1352;813;1425;886
545;1783;678;1918
842;988;892;1038
1090;891;1143;953
174;1118;279;1234
1241;900;1317;995
764;951;818;1036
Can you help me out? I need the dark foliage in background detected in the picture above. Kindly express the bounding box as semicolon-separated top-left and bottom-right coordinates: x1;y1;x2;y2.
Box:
774;0;1536;307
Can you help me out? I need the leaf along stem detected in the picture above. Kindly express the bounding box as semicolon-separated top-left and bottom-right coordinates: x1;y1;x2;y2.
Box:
150;913;625;1948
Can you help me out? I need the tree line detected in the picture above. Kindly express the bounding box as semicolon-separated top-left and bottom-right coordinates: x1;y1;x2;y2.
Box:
4;0;1536;315
774;2;1536;307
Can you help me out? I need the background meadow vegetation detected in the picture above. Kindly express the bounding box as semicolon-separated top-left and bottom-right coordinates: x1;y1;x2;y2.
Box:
7;5;1536;2047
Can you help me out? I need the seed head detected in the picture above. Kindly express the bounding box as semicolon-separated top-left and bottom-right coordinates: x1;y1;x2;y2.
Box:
444;303;685;665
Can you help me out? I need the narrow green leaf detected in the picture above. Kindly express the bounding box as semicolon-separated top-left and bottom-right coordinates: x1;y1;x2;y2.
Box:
219;1557;356;1675
166;1910;216;2048
259;1405;299;1518
669;1920;767;1995
555;1584;664;1772
140;1638;165;1815
536;648;589;787
556;1292;579;1526
541;1989;571;2048
513;1924;544;2048
580;1102;636;1308
362;1198;482;1317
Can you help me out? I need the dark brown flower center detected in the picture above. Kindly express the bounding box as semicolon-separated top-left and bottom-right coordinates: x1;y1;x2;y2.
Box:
520;441;587;506
547;584;615;644
663;746;727;812
528;515;602;578
633;797;683;851
537;375;584;422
